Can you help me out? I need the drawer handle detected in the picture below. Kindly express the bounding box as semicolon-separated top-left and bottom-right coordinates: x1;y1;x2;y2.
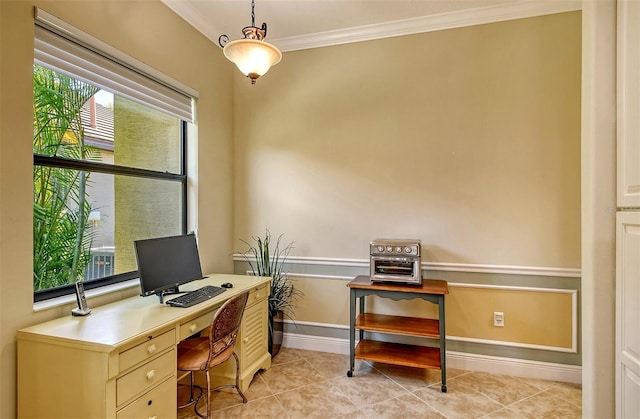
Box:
189;324;197;332
243;337;249;343
146;370;155;380
147;344;156;354
149;416;158;419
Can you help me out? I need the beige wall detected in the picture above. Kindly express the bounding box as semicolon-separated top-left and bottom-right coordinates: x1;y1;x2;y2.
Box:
446;286;574;349
233;12;581;363
0;1;234;417
233;12;581;269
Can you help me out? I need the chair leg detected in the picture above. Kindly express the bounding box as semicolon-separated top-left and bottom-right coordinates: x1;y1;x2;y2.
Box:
206;369;211;419
196;353;247;417
177;371;202;410
233;352;248;404
189;371;194;402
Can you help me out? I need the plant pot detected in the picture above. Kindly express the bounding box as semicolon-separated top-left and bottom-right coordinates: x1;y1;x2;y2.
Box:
269;310;284;357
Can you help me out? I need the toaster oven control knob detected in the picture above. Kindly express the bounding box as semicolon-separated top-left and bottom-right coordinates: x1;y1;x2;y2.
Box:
395;247;402;253
404;246;413;254
377;245;385;252
386;246;393;252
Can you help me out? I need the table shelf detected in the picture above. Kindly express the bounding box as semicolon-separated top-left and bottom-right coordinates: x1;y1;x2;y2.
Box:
355;313;441;338
355;339;441;370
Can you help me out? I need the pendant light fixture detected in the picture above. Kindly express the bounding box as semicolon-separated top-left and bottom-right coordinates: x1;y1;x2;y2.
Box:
218;0;282;85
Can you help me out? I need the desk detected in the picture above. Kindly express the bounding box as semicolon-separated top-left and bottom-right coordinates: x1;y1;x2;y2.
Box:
347;275;449;392
16;274;271;419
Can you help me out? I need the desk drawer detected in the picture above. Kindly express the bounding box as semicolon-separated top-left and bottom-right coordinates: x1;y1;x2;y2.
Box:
248;283;268;307
117;377;176;419
119;330;175;373
179;310;215;341
117;350;175;407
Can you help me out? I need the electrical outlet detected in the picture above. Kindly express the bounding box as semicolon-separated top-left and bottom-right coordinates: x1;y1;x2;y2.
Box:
493;311;504;327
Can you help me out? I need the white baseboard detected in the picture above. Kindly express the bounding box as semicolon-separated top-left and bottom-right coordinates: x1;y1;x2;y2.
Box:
445;351;581;384
282;332;582;384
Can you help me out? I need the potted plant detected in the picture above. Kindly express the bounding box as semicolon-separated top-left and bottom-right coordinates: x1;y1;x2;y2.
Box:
239;229;302;356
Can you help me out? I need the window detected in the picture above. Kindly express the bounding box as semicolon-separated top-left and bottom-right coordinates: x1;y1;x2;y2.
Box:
33;10;195;301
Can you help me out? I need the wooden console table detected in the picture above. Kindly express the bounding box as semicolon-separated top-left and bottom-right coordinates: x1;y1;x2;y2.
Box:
347;275;449;392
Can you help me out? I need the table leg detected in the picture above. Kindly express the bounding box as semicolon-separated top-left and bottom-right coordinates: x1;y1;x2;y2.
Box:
358;295;365;341
439;295;447;393
347;289;355;377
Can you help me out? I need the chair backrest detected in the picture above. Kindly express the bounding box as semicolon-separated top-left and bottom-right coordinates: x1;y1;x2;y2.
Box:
208;291;249;358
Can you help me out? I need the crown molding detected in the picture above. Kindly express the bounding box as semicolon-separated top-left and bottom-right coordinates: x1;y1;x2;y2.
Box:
270;0;582;52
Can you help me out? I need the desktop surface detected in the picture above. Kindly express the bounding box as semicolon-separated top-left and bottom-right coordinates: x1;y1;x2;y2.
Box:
17;274;269;350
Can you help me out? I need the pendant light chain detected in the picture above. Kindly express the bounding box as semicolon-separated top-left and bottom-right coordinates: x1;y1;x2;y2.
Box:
251;0;256;27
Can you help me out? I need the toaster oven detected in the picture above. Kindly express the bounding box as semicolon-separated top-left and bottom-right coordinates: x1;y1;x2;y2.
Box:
369;239;422;285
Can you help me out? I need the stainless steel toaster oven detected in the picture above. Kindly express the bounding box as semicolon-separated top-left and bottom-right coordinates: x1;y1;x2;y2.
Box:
370;239;422;285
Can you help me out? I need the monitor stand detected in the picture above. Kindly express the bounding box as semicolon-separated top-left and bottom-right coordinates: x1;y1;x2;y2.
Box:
156;287;182;304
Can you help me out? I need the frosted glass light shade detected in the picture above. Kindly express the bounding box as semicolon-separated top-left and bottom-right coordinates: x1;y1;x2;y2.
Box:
223;39;282;84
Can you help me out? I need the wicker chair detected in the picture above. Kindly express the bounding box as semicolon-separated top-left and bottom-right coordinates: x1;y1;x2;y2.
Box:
177;291;249;418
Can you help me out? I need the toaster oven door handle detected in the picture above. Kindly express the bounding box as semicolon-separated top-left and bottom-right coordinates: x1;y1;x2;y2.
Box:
371;256;417;262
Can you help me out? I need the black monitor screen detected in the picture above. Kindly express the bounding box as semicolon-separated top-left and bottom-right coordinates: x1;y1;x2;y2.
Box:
134;233;203;297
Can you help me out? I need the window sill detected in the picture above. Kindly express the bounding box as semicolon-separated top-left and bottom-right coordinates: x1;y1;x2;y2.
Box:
33;279;140;312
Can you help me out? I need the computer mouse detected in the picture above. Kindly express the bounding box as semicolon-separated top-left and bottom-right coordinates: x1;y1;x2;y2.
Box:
221;282;233;288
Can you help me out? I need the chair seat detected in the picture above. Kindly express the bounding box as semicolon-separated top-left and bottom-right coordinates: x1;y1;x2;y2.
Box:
177;337;236;371
177;291;249;417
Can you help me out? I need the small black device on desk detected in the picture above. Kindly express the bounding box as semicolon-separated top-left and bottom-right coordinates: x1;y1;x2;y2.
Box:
166;285;226;308
221;282;233;288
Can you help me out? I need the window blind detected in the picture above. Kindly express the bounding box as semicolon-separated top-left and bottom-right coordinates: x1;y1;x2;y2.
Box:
34;9;195;122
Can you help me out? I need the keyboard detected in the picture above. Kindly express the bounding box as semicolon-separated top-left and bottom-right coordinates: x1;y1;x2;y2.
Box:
166;285;226;308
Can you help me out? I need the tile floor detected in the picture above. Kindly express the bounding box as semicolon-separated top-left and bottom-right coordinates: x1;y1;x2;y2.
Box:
177;347;582;418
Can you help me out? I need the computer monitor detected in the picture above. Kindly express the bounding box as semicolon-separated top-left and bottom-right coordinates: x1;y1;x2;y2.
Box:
134;233;204;301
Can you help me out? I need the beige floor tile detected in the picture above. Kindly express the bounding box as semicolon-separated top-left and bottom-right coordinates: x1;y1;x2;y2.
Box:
241;372;276;400
260;358;327;393
212;395;288;418
270;347;318;366
275;381;360;418
361;393;448;418
177;385;210;419
413;381;504;419
334;409;371;419
305;352;354;379
177;372;274;418
482;407;528;418
330;368;409;406
349;358;384;375
176;349;581;419
372;363;468;392
508;389;583;419
514;375;560;391
547;381;582;407
452;371;548;406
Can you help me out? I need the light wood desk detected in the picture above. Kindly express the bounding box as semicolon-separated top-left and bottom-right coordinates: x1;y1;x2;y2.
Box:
17;274;271;419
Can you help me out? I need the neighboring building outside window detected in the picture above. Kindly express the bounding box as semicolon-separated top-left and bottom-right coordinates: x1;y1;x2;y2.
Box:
33;15;193;302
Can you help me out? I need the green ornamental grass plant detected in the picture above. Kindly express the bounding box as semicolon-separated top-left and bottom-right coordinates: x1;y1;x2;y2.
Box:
240;230;302;320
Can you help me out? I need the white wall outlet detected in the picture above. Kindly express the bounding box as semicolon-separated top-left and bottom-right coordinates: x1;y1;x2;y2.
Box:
493;311;504;327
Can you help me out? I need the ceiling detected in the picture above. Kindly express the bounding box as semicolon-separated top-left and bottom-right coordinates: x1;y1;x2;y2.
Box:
162;0;582;52
161;0;543;51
